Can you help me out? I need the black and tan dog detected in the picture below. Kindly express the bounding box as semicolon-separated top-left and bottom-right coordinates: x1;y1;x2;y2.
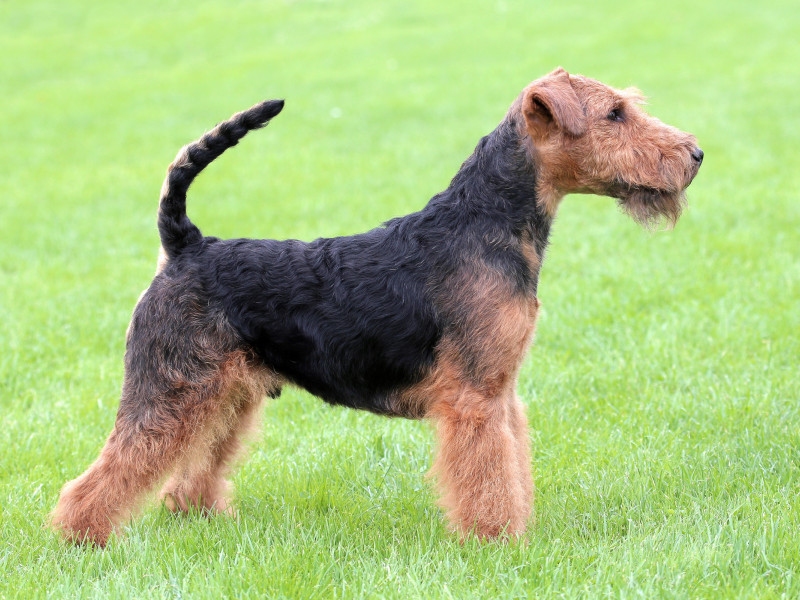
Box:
52;68;702;546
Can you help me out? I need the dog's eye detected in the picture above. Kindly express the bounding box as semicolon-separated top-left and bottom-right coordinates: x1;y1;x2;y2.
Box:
607;108;624;122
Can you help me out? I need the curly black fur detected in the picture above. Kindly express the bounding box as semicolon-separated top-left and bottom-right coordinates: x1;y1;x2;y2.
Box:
158;99;285;258
148;100;550;415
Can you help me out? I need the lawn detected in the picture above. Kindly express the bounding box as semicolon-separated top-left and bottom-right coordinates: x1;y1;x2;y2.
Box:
1;0;799;598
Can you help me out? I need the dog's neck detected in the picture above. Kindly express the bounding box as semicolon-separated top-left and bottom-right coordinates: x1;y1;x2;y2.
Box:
426;115;553;264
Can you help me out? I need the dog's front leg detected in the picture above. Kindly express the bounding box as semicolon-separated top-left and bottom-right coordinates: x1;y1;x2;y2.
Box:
429;386;531;539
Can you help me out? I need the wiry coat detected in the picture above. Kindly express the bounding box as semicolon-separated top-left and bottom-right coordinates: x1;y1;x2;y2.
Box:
52;68;702;547
151;112;550;415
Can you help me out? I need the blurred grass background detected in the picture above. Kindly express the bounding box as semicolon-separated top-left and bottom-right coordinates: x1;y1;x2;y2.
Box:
1;0;798;598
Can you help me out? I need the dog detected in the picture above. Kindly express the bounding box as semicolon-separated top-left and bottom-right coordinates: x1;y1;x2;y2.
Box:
51;67;702;546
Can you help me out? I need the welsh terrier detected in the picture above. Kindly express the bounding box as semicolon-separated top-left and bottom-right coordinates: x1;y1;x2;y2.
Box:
52;68;702;546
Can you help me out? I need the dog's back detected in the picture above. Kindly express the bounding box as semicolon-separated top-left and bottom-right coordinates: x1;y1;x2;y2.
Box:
164;226;442;413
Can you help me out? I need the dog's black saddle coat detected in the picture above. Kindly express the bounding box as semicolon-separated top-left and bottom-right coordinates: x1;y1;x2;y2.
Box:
193;224;442;413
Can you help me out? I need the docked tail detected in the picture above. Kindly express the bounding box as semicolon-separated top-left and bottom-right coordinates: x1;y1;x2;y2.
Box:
157;99;285;260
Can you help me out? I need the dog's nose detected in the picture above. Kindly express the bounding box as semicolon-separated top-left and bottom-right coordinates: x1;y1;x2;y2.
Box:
691;147;704;164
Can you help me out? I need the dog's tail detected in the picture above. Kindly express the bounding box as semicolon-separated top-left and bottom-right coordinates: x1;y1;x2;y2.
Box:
157;99;285;261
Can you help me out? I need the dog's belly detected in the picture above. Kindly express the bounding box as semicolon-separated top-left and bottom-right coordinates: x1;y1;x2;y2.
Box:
199;234;442;414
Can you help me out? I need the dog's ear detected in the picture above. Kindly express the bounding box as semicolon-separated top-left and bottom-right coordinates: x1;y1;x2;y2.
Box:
522;67;587;139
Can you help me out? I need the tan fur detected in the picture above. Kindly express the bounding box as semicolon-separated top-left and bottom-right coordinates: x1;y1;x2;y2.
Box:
51;352;279;546
159;399;263;515
159;363;272;515
429;382;525;538
518;68;698;224
391;270;541;539
521;231;542;275
156;246;168;274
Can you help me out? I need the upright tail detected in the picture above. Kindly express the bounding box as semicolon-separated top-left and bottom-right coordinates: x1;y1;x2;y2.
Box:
158;99;285;260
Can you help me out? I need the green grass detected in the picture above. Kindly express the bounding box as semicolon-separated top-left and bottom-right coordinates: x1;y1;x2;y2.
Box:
2;0;799;597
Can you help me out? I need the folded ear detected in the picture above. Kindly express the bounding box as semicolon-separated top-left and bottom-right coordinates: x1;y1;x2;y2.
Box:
522;67;587;138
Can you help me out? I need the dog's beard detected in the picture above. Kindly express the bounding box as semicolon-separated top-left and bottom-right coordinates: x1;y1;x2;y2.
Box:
613;185;687;230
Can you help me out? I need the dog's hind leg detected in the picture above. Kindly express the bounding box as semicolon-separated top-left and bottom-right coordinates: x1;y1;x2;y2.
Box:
51;398;201;546
159;377;268;516
50;276;273;547
50;354;256;547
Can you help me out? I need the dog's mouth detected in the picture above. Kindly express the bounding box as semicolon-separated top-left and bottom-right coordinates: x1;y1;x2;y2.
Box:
608;181;687;230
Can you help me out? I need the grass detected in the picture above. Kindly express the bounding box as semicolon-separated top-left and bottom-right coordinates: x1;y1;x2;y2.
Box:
1;0;799;597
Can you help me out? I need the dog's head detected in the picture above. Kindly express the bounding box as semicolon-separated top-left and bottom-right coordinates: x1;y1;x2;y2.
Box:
517;67;702;228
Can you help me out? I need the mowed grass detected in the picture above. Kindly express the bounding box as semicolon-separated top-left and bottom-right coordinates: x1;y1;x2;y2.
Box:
1;0;799;597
